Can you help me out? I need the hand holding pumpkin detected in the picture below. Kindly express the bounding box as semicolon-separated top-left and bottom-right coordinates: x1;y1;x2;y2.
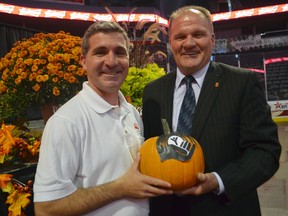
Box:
175;172;219;196
114;153;173;199
139;120;205;191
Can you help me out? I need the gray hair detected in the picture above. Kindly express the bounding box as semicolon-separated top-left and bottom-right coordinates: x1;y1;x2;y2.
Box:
81;21;129;56
169;5;214;32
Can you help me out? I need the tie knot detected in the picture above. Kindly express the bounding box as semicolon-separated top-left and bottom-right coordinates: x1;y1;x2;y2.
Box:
183;76;195;86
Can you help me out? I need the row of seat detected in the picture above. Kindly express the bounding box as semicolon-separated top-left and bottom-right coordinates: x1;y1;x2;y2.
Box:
266;61;288;101
214;54;288;101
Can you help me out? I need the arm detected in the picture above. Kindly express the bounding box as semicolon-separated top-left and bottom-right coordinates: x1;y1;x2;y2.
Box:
219;72;281;201
34;154;172;216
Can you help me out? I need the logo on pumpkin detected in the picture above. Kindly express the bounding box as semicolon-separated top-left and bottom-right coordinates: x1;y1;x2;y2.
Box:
156;133;196;162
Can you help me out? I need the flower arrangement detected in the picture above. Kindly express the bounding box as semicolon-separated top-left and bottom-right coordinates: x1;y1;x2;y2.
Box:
0;124;41;164
0;123;42;216
128;20;168;69
105;7;168;107
122;21;167;107
0;174;33;216
0;31;87;122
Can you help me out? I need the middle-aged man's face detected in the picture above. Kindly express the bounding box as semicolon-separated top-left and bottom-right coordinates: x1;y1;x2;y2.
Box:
169;10;215;75
81;32;129;97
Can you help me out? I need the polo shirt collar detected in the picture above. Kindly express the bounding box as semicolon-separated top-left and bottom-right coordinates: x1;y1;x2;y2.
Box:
81;81;130;114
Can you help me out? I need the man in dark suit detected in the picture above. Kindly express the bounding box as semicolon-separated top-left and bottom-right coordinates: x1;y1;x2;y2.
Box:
142;5;281;216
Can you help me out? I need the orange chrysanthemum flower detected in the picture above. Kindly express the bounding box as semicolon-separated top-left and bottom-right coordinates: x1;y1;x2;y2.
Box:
0;31;87;121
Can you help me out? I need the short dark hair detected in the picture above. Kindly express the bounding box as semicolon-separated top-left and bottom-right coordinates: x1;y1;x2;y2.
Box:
81;21;129;56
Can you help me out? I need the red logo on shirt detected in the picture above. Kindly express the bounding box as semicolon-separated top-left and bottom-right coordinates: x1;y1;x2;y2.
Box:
134;123;139;130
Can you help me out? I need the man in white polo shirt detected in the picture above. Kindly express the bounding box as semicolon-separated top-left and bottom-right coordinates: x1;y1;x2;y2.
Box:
33;21;172;216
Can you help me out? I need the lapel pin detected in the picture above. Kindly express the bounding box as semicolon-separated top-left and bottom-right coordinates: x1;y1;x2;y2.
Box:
215;82;219;88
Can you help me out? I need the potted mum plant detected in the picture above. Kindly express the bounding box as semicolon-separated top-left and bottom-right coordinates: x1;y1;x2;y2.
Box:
0;31;87;123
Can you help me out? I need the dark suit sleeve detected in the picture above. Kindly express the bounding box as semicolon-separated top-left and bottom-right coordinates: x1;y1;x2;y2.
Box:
218;71;281;202
142;82;163;138
142;72;175;139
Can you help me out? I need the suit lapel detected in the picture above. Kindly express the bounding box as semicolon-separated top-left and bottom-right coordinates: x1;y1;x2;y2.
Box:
192;62;224;139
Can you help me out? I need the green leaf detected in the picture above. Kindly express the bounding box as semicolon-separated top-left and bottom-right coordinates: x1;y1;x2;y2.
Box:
121;64;165;107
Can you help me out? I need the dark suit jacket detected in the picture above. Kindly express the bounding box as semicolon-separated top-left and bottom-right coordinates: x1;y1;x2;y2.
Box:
142;62;281;216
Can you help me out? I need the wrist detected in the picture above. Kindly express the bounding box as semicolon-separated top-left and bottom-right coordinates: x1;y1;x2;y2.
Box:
211;172;224;195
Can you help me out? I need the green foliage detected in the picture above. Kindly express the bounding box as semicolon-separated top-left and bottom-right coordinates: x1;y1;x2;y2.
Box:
121;63;165;107
0;91;31;123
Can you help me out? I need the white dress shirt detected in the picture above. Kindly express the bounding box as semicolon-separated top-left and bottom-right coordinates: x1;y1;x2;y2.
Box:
172;62;225;195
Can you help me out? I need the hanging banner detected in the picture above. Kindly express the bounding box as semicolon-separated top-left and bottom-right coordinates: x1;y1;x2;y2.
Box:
228;35;288;52
0;2;168;25
36;0;84;4
213;34;288;54
212;4;288;22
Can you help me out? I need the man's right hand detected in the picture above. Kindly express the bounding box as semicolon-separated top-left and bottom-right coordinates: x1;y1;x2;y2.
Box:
115;153;173;199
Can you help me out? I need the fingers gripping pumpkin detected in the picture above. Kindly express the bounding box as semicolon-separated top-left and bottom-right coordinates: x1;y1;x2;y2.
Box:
140;119;205;190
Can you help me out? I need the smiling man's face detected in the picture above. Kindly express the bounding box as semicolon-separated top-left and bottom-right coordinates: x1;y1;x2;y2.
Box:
169;10;215;75
81;32;129;97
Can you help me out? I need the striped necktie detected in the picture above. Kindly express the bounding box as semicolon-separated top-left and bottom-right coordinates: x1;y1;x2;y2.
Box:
177;76;196;135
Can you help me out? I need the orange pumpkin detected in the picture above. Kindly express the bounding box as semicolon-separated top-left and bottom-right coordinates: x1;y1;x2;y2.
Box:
140;119;205;190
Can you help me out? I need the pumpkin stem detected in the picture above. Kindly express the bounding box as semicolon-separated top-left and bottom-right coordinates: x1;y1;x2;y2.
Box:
161;118;171;135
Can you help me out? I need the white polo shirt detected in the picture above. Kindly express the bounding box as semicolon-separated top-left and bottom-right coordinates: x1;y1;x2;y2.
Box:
34;82;148;216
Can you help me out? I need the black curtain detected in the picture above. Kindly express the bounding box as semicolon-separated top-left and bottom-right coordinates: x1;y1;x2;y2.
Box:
0;23;41;58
